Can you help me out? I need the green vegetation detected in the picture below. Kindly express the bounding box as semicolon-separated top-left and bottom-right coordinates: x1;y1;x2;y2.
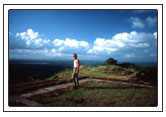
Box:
9;58;158;107
47;61;157;85
49;58;157;85
52;65;137;81
104;58;117;65
29;81;157;107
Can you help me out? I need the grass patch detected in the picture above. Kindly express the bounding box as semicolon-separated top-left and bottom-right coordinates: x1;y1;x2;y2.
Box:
10;64;157;96
49;64;157;85
57;65;137;78
30;81;157;107
50;65;138;82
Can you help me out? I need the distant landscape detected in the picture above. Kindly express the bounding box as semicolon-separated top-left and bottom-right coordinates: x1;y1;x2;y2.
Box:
9;59;104;85
9;59;157;85
9;58;157;107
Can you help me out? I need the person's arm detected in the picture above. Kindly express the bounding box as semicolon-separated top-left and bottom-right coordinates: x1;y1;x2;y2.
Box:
75;60;79;74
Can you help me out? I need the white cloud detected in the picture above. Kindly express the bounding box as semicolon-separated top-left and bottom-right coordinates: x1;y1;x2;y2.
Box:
87;31;156;54
52;38;89;48
15;29;89;54
9;48;64;60
26;40;31;46
132;10;152;13
27;29;39;40
64;38;79;48
87;38;119;54
59;47;64;51
153;32;157;39
51;48;57;53
32;38;50;47
16;29;39;40
16;29;51;47
34;38;42;44
129;43;149;48
80;41;89;47
95;38;125;48
14;28;156;60
130;16;157;29
130;17;145;28
146;16;157;27
52;39;64;46
16;32;26;39
51;38;90;54
43;39;50;44
125;53;135;58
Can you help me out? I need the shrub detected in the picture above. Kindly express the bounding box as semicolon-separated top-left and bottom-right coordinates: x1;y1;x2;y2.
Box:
104;58;117;65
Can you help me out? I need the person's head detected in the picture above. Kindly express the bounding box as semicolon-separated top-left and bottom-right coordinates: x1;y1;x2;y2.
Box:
73;53;77;59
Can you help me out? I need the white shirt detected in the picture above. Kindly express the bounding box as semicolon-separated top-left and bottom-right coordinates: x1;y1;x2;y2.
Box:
74;59;78;68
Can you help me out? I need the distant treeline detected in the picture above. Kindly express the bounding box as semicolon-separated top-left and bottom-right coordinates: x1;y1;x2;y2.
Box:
104;57;157;68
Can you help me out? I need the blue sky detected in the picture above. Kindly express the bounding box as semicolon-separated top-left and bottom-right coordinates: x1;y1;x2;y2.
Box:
9;10;157;62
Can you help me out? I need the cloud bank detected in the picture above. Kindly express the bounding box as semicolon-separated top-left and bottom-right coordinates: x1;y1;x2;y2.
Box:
10;28;157;61
87;31;157;55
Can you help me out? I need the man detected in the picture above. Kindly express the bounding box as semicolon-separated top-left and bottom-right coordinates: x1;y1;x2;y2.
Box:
72;53;80;87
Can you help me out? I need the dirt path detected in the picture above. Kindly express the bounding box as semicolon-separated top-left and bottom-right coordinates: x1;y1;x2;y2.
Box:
10;78;154;106
91;79;154;88
9;96;43;106
20;78;91;98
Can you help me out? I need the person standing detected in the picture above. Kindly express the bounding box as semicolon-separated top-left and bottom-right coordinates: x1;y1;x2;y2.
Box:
72;53;80;87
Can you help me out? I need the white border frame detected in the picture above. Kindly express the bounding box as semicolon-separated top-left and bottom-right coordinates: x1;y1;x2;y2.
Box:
3;4;163;112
